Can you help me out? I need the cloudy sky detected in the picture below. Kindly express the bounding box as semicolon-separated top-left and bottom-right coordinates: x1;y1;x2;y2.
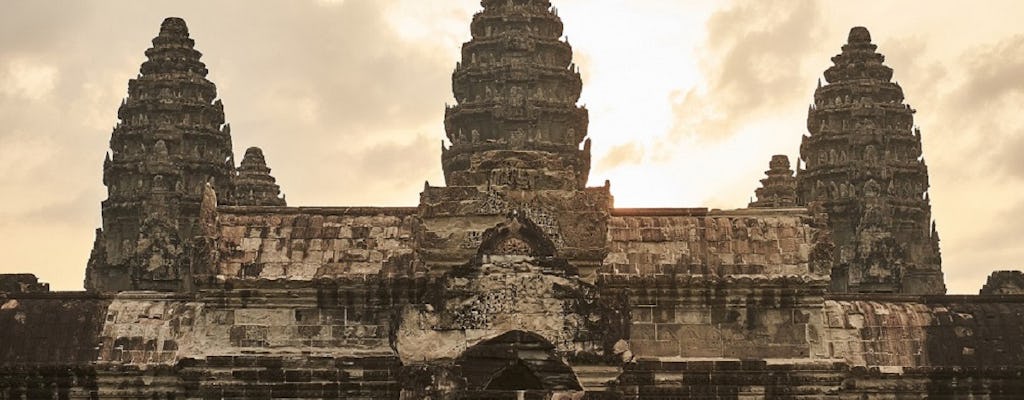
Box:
1;0;1022;293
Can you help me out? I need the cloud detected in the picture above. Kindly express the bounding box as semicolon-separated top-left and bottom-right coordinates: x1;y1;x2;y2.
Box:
667;0;825;142
953;36;1024;114
994;130;1024;181
0;59;59;101
598;142;646;170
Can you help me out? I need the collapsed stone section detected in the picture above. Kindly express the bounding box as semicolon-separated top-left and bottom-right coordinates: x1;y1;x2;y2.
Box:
980;270;1024;295
85;17;236;292
230;147;286;206
0;274;49;294
797;27;944;294
749;155;798;208
442;0;590;190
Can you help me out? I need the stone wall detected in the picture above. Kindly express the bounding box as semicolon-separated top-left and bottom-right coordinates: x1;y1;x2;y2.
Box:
95;282;397;368
0;293;110;398
215;207;417;281
600;209;832;363
822;296;1024;367
604;209;822;277
601;275;829;361
0;293;109;364
0;274;49;293
178;355;400;399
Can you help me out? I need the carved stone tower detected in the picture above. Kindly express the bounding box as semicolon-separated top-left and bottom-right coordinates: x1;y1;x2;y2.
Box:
230;147;286;206
418;0;611;277
749;155;798;208
85;18;236;292
441;0;590;191
797;27;944;294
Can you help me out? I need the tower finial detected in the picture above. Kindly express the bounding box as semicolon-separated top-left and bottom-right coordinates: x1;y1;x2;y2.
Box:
159;17;190;38
848;26;872;44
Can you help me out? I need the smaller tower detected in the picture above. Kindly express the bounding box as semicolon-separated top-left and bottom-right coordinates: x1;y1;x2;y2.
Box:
749;155;798;208
85;17;235;292
231;147;287;206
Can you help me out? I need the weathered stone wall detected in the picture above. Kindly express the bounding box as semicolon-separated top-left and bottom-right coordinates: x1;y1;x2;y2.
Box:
616;359;849;399
178;355;400;399
215;207;417;281
604;209;821;277
0;293;110;399
822;296;1024;367
601;275;829;361
600;209;831;363
95;283;396;368
615;361;1024;399
0;293;109;364
0;274;49;293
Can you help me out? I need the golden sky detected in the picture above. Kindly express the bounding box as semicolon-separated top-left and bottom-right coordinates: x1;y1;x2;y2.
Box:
1;0;1022;293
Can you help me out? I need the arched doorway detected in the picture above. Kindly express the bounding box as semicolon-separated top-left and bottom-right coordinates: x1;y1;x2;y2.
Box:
455;330;583;397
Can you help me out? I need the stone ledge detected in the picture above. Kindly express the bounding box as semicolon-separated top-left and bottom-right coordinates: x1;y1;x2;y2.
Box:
218;206;419;216
611;208;708;217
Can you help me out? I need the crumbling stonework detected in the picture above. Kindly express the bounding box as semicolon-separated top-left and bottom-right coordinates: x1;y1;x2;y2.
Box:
980;270;1024;295
3;4;1024;400
0;274;49;294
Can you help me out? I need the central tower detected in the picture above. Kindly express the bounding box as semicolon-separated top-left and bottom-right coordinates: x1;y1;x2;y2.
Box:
442;0;591;191
418;0;610;276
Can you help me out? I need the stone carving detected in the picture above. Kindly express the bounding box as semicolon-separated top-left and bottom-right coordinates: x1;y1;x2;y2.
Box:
229;147;286;206
86;17;236;292
796;27;944;294
442;0;589;191
749;155;798;208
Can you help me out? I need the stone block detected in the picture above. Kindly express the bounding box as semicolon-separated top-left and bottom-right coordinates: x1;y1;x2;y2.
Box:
630;340;681;357
631;323;655;340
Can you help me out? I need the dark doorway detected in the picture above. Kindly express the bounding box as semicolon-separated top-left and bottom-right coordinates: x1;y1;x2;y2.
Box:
486;360;545;391
456;330;582;392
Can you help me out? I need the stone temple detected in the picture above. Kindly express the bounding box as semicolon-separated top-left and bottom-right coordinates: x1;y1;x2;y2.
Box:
2;2;1023;399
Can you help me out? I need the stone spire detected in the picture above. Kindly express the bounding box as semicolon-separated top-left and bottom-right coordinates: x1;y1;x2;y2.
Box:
796;27;944;294
231;147;286;206
86;17;236;292
441;0;590;190
749;155;797;208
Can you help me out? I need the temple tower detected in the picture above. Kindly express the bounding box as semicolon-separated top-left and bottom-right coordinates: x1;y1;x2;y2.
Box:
797;27;944;294
441;0;591;191
749;155;798;208
230;147;286;206
85;18;236;292
418;0;610;276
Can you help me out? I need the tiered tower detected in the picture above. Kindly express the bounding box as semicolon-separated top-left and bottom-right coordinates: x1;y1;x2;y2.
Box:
441;0;590;191
85;18;236;292
797;27;944;294
749;155;798;208
231;147;286;206
419;0;611;275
